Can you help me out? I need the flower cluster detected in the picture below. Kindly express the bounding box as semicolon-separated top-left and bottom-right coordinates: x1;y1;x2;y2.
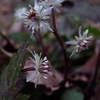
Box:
66;27;93;57
14;0;94;89
24;2;53;34
26;50;53;88
15;0;65;88
15;0;64;35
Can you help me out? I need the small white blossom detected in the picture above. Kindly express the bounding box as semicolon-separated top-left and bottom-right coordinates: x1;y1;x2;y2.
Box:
40;0;64;12
15;7;28;21
23;0;53;34
66;26;93;58
26;50;53;88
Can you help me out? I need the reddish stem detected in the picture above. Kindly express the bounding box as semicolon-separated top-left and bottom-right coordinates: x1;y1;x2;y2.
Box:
51;9;68;85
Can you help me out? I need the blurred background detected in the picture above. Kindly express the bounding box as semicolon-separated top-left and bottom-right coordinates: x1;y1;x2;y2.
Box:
0;0;100;100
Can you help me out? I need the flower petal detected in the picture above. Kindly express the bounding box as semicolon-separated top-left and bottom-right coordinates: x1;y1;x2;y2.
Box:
69;48;76;58
40;21;53;32
41;7;53;18
27;71;37;82
83;29;89;36
66;40;77;45
34;0;40;14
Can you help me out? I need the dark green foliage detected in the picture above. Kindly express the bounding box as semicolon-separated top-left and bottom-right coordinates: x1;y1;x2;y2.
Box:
0;42;28;100
86;26;100;37
61;88;84;100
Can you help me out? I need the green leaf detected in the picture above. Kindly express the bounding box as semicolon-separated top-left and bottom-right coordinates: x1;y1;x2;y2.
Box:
10;32;31;43
61;88;84;100
85;26;100;37
0;42;28;99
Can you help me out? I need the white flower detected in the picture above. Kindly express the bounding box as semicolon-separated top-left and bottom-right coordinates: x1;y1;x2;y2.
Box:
15;7;28;21
24;0;53;34
66;26;93;58
40;0;64;12
26;50;53;88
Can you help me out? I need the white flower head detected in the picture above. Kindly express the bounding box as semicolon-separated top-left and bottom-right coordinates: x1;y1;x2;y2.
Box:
66;26;93;58
23;0;53;35
40;0;64;12
26;50;53;88
15;7;28;21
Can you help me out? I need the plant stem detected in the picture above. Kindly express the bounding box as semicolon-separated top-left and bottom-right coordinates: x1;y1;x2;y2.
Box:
34;30;46;56
51;9;68;85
